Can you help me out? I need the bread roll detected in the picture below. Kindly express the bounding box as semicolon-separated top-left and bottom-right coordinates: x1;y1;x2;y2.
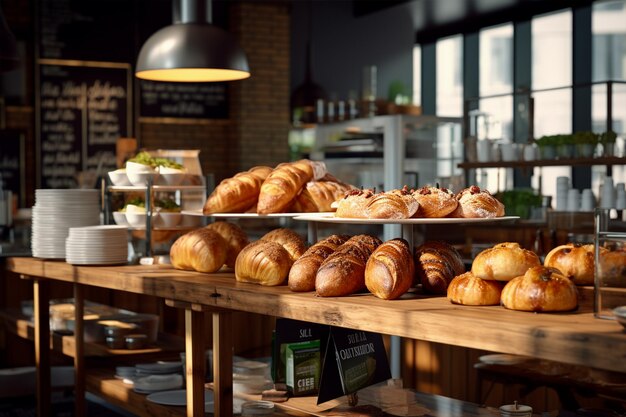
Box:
292;176;354;213
203;166;272;214
257;160;314;214
450;185;505;218
415;241;465;294
205;221;249;269
365;238;414;300
388;186;420;218
501;266;578;312
471;242;540;281
544;243;602;285
411;186;457;218
598;249;626;287
447;272;504;306
335;189;375;218
261;228;307;261
235;240;293;286
288;234;350;292
335;188;418;219
170;228;228;273
316;234;382;297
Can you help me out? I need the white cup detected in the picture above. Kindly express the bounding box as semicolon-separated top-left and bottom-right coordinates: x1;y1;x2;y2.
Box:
581;189;595;211
567;189;580;212
477;140;491;162
617;189;626;210
500;143;516;161
523;144;536;161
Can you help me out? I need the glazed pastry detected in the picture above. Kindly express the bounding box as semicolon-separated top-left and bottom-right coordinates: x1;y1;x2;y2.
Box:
414;241;465;294
411;186;457;218
450;185;505;218
388;186;420;218
316;234;382;297
365;238;414;300
170;228;228;273
500;266;578;312
335;188;418;219
288;234;350;292
447;271;504;306
471;242;541;281
334;189;376;218
203;166;272;214
544;243;606;285
235;240;293;286
257;160;314;214
205;221;249;269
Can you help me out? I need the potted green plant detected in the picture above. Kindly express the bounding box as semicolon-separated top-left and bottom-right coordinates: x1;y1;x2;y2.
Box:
555;134;575;159
535;135;557;160
573;131;598;159
600;130;617;157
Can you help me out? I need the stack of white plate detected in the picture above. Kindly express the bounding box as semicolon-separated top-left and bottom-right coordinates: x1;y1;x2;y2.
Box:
65;225;128;265
32;189;101;259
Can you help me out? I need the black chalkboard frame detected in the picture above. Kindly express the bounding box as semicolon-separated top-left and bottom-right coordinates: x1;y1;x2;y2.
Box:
35;58;132;189
0;129;26;207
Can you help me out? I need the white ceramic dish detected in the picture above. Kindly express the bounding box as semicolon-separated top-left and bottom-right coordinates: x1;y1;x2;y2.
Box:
294;213;521;224
156;166;187;186
108;169;131;186
154;212;182;228
125;205;157;227
127;170;159;186
112;211;129;226
126;161;155;173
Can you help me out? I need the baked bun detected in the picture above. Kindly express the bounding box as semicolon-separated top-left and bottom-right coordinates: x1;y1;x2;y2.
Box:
235;240;292;286
450;185;505;218
388;186;420;218
411;186;457;218
544;243;602;285
414;241;465;294
203;166;272;214
288;234;350;292
501;266;578;312
365;238;414;300
447;272;504;306
335;188;418;219
316;234;382;297
292;175;354;213
334;189;374;218
261;228;307;261
471;242;540;281
598;249;626;287
205;221;249;269
170;228;228;273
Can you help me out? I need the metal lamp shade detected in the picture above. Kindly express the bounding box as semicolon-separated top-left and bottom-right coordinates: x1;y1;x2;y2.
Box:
135;23;250;82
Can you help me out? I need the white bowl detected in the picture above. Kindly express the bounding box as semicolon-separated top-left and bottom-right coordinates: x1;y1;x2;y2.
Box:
108;169;131;186
154;212;182;228
126;161;156;173
125;205;158;228
127;170;159;186
112;211;129;226
156;172;187;186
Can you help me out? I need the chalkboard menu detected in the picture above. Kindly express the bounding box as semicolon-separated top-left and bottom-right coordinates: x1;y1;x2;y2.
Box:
139;80;229;120
37;60;131;189
0;130;25;205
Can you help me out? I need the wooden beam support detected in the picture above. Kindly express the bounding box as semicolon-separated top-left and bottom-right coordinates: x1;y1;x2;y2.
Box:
33;279;50;417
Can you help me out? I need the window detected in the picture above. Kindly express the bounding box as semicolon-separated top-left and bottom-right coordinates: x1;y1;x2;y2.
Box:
480;24;513;96
436;35;463;117
413;45;421;107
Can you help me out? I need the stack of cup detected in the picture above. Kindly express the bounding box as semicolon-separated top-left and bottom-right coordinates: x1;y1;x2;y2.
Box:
556;177;570;211
581;189;595;212
617;183;626;210
567;189;580;212
601;177;615;209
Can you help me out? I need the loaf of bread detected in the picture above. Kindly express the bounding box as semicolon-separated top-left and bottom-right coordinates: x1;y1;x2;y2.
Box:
411;186;457;218
234;228;307;286
203;166;273;214
544;243;603;285
316;234;382;297
471;242;540;281
292;175;354;213
414;241;465;294
335;189;418;219
205;221;249;269
257;160;314;214
500;266;578;312
450;185;505;218
288;234;350;292
170;228;228;273
365;238;414;300
447;272;504;306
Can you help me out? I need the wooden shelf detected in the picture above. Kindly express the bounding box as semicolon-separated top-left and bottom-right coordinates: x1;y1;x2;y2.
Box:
0;308;184;358
457;156;626;169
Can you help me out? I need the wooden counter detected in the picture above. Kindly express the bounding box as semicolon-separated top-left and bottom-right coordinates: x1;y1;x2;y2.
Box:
7;257;626;374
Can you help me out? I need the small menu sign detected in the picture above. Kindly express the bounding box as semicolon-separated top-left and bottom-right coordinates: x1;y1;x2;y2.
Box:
317;327;391;404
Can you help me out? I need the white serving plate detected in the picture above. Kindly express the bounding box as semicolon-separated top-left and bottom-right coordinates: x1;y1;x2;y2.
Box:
146;389;244;413
294;213;520;225
181;209;303;218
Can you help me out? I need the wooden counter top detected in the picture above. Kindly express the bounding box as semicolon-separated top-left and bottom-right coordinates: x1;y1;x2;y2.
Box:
7;257;626;374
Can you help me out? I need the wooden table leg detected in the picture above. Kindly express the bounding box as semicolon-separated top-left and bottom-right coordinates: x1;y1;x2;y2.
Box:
185;308;206;417
33;278;50;417
73;284;86;417
213;311;233;417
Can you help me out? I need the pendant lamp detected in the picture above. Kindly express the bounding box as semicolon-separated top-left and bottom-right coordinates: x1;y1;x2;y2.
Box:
0;7;20;73
135;0;250;82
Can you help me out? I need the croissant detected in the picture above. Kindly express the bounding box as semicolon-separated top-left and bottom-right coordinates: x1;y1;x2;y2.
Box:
365;238;414;300
316;234;382;297
203;166;273;214
449;185;505;218
292;176;354;213
411;186;458;218
205;221;249;269
257;160;314;214
170;228;228;273
335;189;418;219
334;189;375;218
288;234;350;292
415;241;465;294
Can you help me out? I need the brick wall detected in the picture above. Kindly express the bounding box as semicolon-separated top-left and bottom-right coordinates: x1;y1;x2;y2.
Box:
138;1;291;183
